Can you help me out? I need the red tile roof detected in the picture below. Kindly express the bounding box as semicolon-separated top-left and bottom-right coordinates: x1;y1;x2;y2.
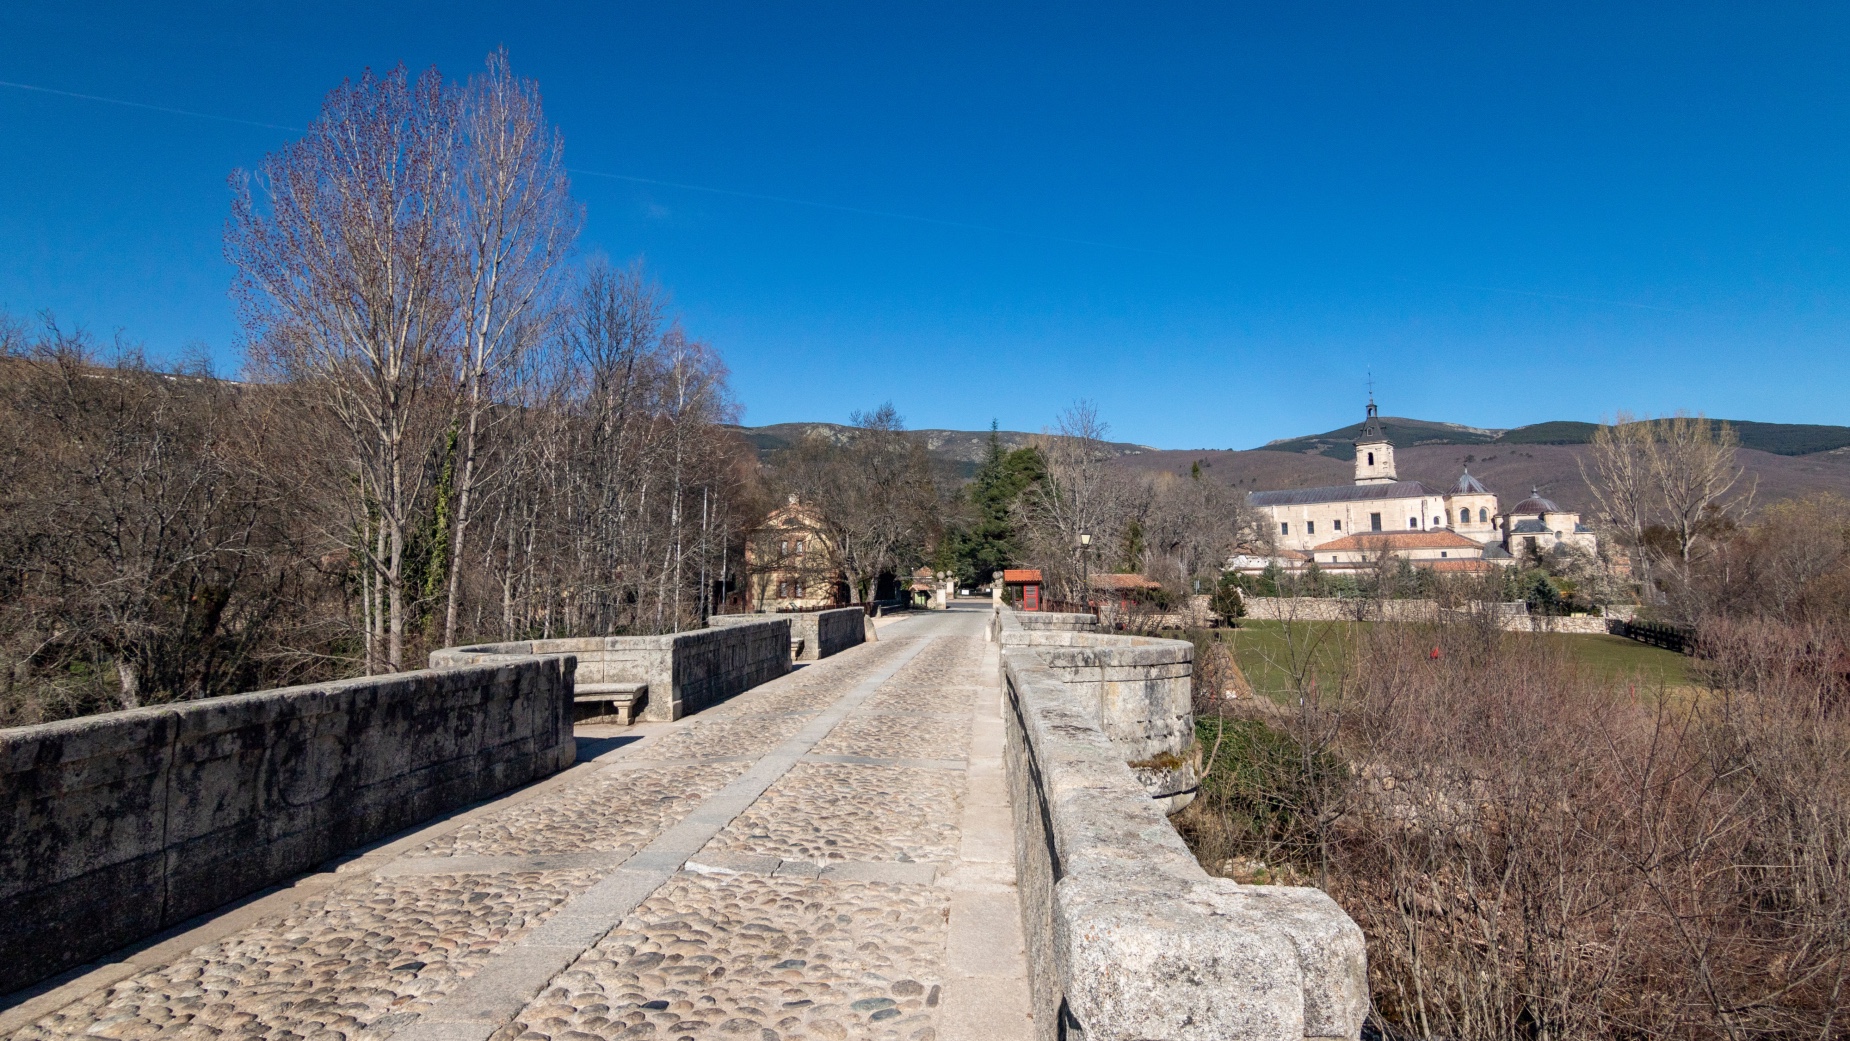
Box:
1313;530;1483;552
1002;569;1043;583
1088;573;1162;590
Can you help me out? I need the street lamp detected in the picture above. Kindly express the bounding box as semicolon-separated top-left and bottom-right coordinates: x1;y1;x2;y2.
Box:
1077;532;1092;606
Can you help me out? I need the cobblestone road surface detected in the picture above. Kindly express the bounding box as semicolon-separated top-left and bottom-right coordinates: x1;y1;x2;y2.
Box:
4;606;1028;1041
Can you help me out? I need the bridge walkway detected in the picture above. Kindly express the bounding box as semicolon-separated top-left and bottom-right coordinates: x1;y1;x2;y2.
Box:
4;606;1030;1041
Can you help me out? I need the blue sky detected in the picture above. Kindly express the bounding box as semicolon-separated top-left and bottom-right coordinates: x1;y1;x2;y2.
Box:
1;2;1845;449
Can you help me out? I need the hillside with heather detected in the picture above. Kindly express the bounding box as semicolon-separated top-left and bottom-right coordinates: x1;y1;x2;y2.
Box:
1112;442;1850;512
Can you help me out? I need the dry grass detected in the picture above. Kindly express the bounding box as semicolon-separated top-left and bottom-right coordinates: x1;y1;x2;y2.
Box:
1177;615;1850;1040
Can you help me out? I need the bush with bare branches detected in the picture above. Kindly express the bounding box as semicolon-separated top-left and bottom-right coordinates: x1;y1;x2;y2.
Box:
1179;616;1850;1040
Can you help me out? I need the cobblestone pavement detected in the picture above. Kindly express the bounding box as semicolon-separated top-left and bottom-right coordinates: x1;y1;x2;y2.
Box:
5;606;1029;1041
708;763;964;864
502;873;946;1041
420;764;751;858
13;870;602;1041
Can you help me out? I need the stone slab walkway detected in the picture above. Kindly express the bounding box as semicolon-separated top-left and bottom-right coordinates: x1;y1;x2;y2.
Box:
2;606;1030;1041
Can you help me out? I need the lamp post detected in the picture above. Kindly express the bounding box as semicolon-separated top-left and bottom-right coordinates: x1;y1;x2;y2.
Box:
1077;532;1092;607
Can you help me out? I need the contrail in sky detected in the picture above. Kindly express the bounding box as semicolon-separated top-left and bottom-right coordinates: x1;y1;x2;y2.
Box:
566;166;1199;258
0;79;304;132
0;75;1683;312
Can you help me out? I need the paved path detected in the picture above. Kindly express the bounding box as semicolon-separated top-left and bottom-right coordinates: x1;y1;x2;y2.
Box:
3;606;1029;1041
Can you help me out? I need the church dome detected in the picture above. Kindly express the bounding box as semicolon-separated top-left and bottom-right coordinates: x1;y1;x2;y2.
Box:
1509;488;1562;515
1453;468;1490;495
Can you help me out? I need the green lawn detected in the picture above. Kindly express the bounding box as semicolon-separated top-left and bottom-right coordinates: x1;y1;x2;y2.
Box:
1192;620;1694;699
1206;620;1365;700
1532;632;1694;686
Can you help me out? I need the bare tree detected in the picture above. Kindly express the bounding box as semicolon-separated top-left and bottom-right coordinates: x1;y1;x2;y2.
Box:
1580;411;1656;588
1143;468;1253;596
775;404;938;604
0;319;311;719
439;50;581;645
228;64;461;671
1646;414;1752;567
1017;401;1137;601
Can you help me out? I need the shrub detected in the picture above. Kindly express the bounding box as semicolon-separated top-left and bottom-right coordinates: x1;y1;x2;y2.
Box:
1178;616;1850;1040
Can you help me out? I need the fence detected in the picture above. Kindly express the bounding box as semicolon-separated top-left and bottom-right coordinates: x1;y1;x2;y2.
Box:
1609;618;1698;654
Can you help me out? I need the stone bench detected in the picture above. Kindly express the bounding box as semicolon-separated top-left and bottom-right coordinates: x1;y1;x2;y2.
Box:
574;681;647;725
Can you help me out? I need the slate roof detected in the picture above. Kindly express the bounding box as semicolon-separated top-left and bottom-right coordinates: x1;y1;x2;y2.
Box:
1454;469;1491;495
1248;480;1443;507
1510;519;1551;534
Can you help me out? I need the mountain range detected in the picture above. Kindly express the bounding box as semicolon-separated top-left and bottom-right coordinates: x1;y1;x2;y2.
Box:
732;417;1850;512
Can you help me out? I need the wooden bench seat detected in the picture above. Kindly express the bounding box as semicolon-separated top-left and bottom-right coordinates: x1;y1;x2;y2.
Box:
574;682;647;725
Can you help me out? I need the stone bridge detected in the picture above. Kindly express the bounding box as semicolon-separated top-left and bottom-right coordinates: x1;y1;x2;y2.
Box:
1;605;1365;1041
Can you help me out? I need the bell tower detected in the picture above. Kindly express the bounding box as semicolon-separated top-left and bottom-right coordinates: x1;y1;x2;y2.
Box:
1354;397;1396;485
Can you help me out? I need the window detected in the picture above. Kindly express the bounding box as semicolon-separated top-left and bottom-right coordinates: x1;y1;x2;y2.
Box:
780;540;789;554
1280;522;1289;535
1409;517;1418;529
1434;516;1442;527
1333;519;1342;531
794;579;804;597
1367;452;1375;466
1440;551;1448;558
1479;507;1488;523
1370;513;1382;531
796;539;806;555
1306;520;1315;535
1458;508;1469;524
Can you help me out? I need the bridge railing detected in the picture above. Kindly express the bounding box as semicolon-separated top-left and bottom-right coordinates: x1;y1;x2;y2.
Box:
995;607;1367;1041
0;657;576;995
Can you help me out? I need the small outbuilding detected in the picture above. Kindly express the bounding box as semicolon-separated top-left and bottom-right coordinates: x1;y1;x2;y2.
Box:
1000;569;1045;611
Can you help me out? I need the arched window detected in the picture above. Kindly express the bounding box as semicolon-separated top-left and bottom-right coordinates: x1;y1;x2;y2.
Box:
1458;507;1469;524
1479;507;1488;523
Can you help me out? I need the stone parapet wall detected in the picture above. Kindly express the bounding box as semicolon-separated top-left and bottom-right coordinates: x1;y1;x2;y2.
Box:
1000;640;1367;1040
0;658;575;995
992;610;1100;638
997;611;1197;812
432;619;790;721
708;607;863;661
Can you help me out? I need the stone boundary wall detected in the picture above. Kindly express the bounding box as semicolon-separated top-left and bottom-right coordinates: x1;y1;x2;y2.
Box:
1245;597;1618;633
432;619;789;722
998;613;1367;1040
707;607;863;661
0;658;575;995
1242;597;1439;622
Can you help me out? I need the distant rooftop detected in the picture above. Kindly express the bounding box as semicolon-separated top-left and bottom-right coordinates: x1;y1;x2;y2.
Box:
1248;480;1443;507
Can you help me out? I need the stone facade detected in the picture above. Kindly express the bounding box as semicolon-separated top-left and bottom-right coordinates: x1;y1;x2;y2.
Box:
1244;399;1596;574
0;657;575;994
996;608;1367;1040
747;499;842;610
431;620;790;723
